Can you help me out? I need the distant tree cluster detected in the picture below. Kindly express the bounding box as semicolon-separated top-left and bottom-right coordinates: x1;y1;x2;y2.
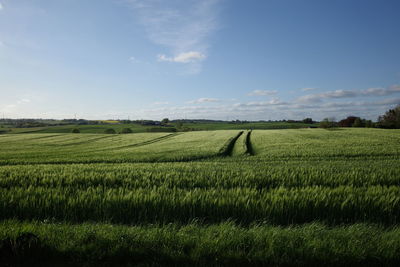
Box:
318;105;400;129
378;105;400;129
302;118;313;124
319;118;338;129
338;116;374;128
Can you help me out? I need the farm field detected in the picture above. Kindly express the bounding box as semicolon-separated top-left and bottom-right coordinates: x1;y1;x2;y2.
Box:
1;128;400;266
0;120;316;134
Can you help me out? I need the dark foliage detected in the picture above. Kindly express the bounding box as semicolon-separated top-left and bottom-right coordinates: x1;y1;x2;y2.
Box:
319;118;338;129
378;105;400;129
104;129;117;134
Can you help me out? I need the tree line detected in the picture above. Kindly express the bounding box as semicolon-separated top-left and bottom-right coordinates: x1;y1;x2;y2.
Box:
320;105;400;129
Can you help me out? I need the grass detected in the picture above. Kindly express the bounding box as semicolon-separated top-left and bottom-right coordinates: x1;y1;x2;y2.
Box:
0;128;399;265
1;221;400;266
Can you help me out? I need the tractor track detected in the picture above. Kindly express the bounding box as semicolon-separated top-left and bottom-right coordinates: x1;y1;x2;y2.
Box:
245;130;255;155
218;131;244;156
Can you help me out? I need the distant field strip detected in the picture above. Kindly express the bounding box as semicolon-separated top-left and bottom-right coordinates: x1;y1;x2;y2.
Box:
0;131;241;165
251;128;400;159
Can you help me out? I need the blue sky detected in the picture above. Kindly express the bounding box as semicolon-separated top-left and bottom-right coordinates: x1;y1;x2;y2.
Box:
1;0;400;121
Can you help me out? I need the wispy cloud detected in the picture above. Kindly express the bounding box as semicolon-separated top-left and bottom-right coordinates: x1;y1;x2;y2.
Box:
248;90;277;96
301;87;318;92
129;56;139;63
296;85;400;104
187;97;219;104
152;101;169;105
17;98;31;104
0;98;32;114
0;3;3;10
132;95;399;121
157;51;205;63
361;85;400;96
126;0;221;72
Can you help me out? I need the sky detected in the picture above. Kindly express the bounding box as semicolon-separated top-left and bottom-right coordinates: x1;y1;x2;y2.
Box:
1;0;400;121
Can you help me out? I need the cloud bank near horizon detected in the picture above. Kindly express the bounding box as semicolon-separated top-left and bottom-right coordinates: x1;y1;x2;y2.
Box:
3;85;399;121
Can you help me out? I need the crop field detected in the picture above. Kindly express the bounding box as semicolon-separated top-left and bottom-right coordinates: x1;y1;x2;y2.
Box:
1;121;316;134
1;128;400;266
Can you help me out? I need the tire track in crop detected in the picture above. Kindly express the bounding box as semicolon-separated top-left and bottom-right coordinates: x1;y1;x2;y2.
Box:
218;131;244;156
99;133;181;151
25;134;65;141
56;135;116;146
245;130;255;155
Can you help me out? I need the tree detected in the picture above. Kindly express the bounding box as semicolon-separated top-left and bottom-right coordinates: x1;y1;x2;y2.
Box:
319;118;337;129
338;116;359;127
378;105;400;129
104;128;116;134
161;118;169;124
121;128;133;134
71;128;80;133
352;118;363;127
302;118;313;124
365;120;373;128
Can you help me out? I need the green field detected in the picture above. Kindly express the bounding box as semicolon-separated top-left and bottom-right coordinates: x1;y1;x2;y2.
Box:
1;121;316;134
1;128;400;266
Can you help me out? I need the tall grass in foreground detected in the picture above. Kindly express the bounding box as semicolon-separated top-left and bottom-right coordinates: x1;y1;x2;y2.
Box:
1;220;400;266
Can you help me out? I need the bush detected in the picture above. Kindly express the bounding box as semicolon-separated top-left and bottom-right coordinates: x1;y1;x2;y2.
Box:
319;118;337;129
104;129;116;134
121;128;133;134
71;128;80;133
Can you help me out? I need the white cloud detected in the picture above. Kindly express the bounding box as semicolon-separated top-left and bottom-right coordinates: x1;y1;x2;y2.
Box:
187;97;219;104
247;90;277;96
0;98;32;114
301;87;317;91
152;101;169;105
157;51;205;63
0;3;3;10
133;95;398;121
125;0;221;72
17;98;31;104
362;85;400;96
296;86;400;104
